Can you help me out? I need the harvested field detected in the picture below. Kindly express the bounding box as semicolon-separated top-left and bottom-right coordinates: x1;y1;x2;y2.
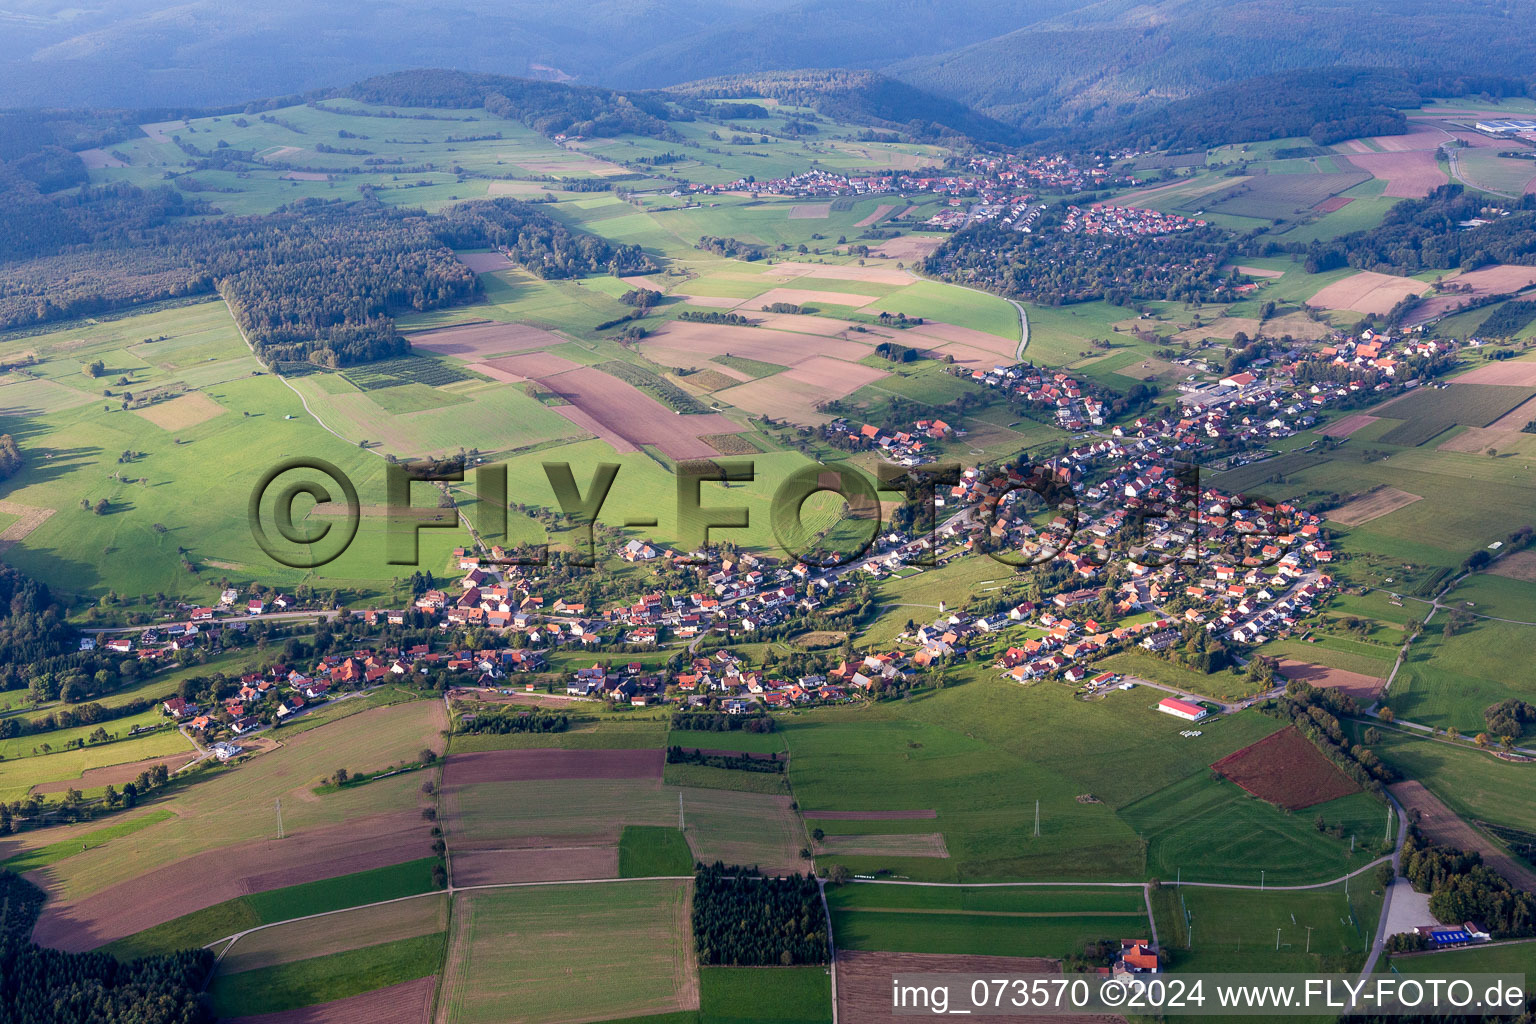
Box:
837;950;1124;1024
31;751;199;795
435;880;696;1024
1171;316;1260;343
747;287;881;309
486;180;552;197
1307;271;1429;315
675;294;741;308
645;320;875;365
0;500;56;550
680;788;803;874
1407;266;1536;325
77;148;126;169
481;351;581;377
451;844;617;886
1315;196;1355;213
220;895;448;974
1211;726;1360;811
766;262;914;286
32;811;432;951
280;171;329;181
855;204;898;227
460;361;525;384
1435;426;1521;453
1490;549;1536;582
404;322;568;360
621;276;665;292
803;809;937;820
1236;265;1286;278
1320;413;1379;438
716;360;888;426
1455;355;1536;387
1329;486;1423;526
902;321;1020;357
224;976;435;1024
869;236;943;260
1201;171;1370;218
131;391;225;430
1389;781;1536;892
1336;150;1447;198
444;778;673;847
260;146;302;161
534;365;746;460
1487;394;1536;431
455;251;515;274
443;748;662;786
1275;659;1385;703
816;833;950;858
789;204;833;219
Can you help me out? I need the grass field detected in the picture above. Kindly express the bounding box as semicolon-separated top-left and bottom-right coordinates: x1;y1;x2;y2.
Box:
0;809;174;873
827;883;1149;958
0;728;196;802
102;857;442;958
209;931;445;1018
436;880;697;1024
1155;881;1382;973
601;967;833;1024
1346;721;1536;834
620;825;696;877
1386;619;1536;734
1384;940;1536;980
779;673;1371;884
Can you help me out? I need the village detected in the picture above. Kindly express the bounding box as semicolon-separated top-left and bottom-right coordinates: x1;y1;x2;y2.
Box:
96;310;1477;760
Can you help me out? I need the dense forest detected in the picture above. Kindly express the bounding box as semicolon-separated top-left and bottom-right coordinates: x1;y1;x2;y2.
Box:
1068;68;1420;153
341;71;681;140
0;870;213;1024
0;567;76;693
1299;186;1536;275
0;180;651;366
691;864;828;966
924;219;1237;306
891;0;1536;131
673;69;1020;146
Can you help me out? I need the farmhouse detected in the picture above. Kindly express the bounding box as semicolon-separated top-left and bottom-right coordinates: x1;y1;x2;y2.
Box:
1157;697;1208;721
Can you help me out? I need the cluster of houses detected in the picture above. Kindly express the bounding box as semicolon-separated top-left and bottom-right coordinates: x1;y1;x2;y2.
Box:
967;362;1110;430
1061;204;1206;237
1311;329;1451;378
825;417;955;463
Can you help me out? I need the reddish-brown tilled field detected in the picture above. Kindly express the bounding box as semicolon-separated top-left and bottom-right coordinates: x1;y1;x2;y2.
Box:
837;951;1127;1024
443;748;663;787
224;976;436;1024
31;812;431;951
1276;659;1385;703
31;751;200;795
1211;726;1360;810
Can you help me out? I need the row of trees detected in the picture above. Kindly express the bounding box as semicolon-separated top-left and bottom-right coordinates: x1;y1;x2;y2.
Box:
671;711;775;734
1267;680;1396;794
454;710;571;735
